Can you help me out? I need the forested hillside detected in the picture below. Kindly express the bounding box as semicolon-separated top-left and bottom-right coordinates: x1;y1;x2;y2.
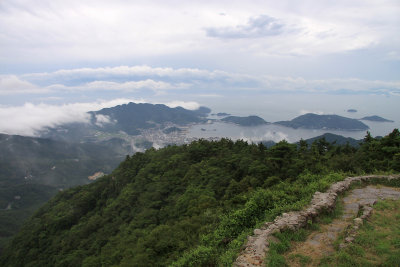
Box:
1;129;399;266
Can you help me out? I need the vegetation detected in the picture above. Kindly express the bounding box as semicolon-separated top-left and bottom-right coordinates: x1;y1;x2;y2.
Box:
320;198;400;266
268;197;345;266
1;129;399;266
302;133;360;147
0;133;127;252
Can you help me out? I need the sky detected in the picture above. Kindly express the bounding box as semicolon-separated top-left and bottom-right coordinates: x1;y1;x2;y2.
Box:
0;0;399;135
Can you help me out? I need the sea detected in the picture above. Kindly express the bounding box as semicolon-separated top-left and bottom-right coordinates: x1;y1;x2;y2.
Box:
186;94;400;143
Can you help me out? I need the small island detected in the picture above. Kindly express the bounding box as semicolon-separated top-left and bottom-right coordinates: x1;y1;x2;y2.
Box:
221;115;269;126
347;109;357;113
275;113;369;131
360;115;394;123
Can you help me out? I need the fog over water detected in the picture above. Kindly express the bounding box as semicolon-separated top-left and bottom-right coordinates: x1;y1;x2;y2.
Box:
188;94;400;143
188;122;394;143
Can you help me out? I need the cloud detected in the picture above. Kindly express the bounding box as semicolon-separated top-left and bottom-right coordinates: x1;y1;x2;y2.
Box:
206;15;285;39
240;130;288;143
0;98;202;136
22;65;229;84
94;114;114;127
1;0;398;68
164;101;200;110
0;75;48;95
47;79;189;92
3;66;400;98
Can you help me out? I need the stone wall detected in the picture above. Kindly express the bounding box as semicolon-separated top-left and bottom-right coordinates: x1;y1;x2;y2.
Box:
234;174;400;267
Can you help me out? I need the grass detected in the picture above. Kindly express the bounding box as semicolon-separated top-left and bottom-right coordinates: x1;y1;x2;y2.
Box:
320;198;400;267
266;197;345;266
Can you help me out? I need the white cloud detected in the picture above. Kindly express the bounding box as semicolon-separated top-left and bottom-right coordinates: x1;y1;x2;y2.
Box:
47;79;189;92
4;66;400;97
164;101;200;110
0;75;48;95
94;114;113;127
0;0;398;65
206;15;286;39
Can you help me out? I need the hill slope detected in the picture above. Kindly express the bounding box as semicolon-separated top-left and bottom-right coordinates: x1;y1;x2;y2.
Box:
1;129;399;266
0;133;128;253
301;133;360;147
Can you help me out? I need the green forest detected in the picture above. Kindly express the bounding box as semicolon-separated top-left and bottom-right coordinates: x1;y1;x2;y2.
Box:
1;129;399;266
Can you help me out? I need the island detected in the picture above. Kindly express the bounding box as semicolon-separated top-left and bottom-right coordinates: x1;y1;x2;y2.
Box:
360;115;394;123
221;115;269;126
347;109;357;113
275;113;369;131
216;112;231;116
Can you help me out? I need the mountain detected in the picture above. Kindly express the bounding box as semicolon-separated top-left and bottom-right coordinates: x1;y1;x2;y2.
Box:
221;115;269;126
261;133;361;148
360;115;394;122
0;133;129;252
1;129;399;266
211;112;231;117
91;102;210;135
40;102;211;142
0;133;128;187
275;113;369;131
301;133;360;147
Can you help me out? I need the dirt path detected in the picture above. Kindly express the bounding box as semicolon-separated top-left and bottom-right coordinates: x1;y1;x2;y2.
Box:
233;174;400;267
285;185;400;266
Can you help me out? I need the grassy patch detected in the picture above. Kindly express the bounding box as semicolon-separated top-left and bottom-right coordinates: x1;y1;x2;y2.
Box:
320;198;400;266
288;253;312;267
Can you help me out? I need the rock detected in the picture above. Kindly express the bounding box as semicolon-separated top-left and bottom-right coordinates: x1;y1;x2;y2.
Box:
254;229;263;235
353;218;363;225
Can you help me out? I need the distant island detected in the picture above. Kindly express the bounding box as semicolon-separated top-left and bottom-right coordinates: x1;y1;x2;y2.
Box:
360;115;394;122
92;102;210;135
211;112;231;117
221;115;269;126
275;113;369;131
347;109;357;113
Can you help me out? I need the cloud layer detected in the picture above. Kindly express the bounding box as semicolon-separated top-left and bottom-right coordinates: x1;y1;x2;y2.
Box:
1;0;399;76
206;15;286;39
1;66;399;98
